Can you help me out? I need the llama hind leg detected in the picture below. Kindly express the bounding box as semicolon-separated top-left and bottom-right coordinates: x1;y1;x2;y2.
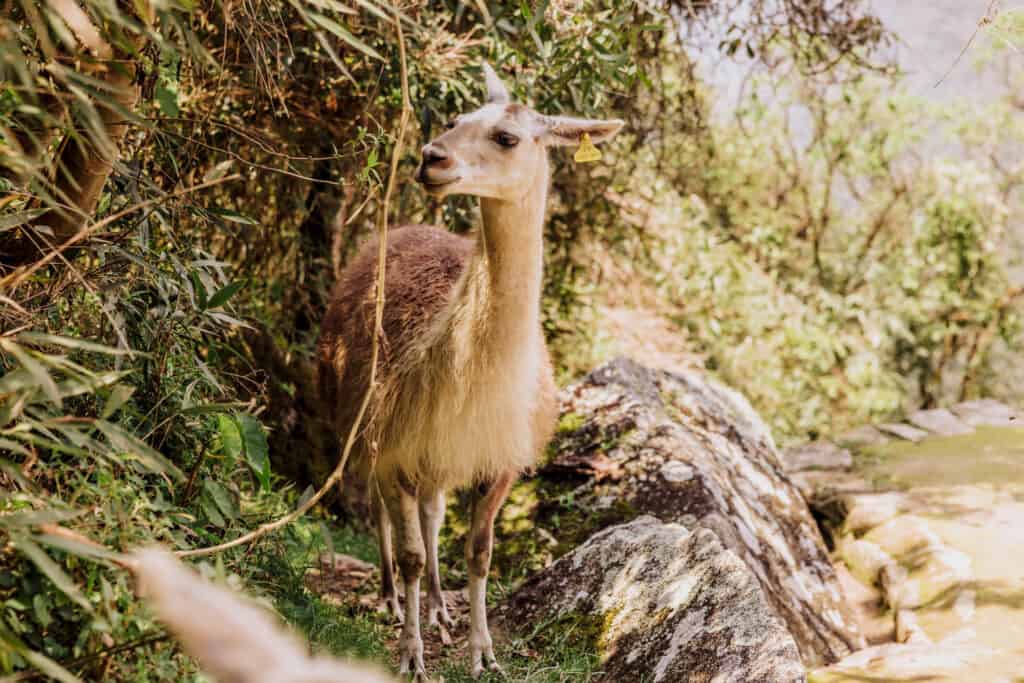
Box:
465;470;515;679
419;488;454;643
380;473;427;680
371;477;403;622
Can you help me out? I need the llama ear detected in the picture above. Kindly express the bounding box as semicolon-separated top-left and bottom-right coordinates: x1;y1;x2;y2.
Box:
482;63;510;104
538;115;625;147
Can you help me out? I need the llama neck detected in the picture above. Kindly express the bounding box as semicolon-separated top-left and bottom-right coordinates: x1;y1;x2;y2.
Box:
471;169;548;352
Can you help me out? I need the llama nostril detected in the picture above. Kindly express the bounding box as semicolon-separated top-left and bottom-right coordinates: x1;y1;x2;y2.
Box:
421;146;446;165
422;144;452;169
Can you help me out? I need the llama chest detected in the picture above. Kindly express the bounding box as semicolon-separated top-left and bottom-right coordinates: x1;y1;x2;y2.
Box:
380;334;545;488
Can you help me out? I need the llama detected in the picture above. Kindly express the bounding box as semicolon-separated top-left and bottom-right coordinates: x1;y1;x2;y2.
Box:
317;63;623;679
131;549;395;683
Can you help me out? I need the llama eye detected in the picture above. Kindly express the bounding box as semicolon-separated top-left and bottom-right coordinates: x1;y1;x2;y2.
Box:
445;120;457;130
493;132;519;148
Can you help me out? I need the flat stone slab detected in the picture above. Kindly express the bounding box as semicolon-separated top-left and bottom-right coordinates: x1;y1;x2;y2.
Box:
503;517;805;683
783;440;853;472
811;427;1024;682
951;399;1021;427
836;425;889;449
877;423;929;442
907;408;973;437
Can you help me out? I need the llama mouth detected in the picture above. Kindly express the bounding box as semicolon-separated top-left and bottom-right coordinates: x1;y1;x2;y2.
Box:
417;174;460;191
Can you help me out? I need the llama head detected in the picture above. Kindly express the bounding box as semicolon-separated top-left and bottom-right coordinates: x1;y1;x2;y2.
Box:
415;63;624;201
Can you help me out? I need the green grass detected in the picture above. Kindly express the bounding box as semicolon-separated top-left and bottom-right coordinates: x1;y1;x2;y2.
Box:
251;516;392;664
245;513;601;681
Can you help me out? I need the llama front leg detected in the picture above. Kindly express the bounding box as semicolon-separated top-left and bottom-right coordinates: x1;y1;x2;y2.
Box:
419;488;454;643
371;476;403;622
465;470;515;679
380;474;427;680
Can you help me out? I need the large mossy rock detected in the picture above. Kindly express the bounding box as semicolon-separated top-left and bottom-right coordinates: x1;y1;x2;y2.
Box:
502;516;805;682
524;359;864;666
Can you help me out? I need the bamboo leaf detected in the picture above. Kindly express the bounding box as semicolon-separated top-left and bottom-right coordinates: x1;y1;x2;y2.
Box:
204;280;246;310
35;533;122;563
16;332;138;356
23;650;83;683
94;420;185;480
308;12;384;60
101;384;136;419
0;208;47;232
11;535;93;614
236;413;271;491
1;340;62;408
3;508;83;528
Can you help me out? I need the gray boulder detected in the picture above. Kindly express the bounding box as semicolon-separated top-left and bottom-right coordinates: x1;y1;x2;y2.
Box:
503;517;805;683
529;359;864;665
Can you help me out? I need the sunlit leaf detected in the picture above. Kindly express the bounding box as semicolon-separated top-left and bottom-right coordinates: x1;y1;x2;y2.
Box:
236;413;271;491
95;420;185;480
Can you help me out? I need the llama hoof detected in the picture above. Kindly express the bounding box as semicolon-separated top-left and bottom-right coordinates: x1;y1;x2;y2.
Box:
470;645;501;679
426;602;455;645
399;633;426;680
399;653;427;680
379;595;405;624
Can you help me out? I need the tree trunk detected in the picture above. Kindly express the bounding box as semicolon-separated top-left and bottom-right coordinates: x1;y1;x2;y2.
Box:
1;22;142;269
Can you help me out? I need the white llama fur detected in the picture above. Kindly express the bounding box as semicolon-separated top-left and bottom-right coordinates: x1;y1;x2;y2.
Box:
131;549;394;683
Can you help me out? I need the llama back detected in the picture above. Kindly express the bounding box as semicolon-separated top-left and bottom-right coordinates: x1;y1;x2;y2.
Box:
317;224;473;458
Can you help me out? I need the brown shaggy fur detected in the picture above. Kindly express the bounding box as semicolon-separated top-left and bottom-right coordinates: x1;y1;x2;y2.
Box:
317;225;472;440
316;223;556;487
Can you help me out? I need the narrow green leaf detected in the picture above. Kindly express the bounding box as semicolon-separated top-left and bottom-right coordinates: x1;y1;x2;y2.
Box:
309;13;384;61
23;650;82;683
205;280;246;310
101;384;136;419
0;340;61;408
3;508;83;528
35;533;122;563
189;271;208;310
207;207;258;225
11;535;93;614
302;0;357;14
94;421;185;481
16;332;137;356
0;209;46;233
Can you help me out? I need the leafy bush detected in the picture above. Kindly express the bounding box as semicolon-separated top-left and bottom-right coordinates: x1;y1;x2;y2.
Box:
599;63;1023;442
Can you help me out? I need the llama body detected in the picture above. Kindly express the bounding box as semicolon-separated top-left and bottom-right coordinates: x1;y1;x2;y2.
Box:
317;64;622;679
319;222;556;489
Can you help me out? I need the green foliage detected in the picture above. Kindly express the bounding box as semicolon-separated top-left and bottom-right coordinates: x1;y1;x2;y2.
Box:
611;64;1024;442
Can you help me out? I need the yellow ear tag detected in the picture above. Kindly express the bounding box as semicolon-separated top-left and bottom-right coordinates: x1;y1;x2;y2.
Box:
573;132;602;164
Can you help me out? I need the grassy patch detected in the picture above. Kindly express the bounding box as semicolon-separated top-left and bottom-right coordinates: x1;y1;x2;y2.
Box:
436;612;603;682
252;516;391;664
